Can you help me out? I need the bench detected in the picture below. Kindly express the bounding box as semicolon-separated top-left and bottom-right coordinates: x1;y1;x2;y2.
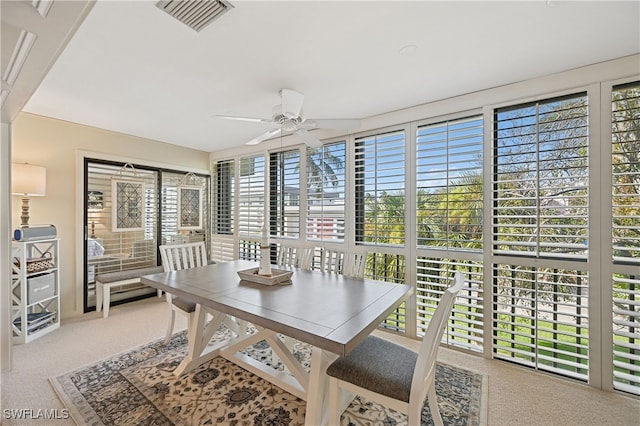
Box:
95;266;164;318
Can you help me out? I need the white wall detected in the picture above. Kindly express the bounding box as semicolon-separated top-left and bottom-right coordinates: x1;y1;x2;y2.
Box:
11;113;211;319
1;123;13;373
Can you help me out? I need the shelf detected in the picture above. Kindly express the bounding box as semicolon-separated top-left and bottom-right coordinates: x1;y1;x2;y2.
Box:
11;239;60;344
13;311;55;332
25;268;59;278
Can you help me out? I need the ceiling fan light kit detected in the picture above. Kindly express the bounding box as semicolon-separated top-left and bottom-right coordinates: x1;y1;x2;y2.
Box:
216;89;360;148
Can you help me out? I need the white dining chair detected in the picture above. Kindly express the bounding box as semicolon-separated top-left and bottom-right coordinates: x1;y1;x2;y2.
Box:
319;248;365;278
159;242;208;344
327;271;465;426
274;243;313;361
276;243;313;270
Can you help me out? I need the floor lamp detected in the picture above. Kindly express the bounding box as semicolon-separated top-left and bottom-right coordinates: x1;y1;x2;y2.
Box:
12;163;46;228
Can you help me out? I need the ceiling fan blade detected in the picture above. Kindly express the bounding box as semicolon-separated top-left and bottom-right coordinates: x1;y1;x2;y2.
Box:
299;118;361;130
246;128;282;145
215;115;274;125
280;89;305;118
295;129;322;148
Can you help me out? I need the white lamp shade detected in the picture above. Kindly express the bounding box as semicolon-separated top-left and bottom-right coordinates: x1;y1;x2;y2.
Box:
12;163;46;196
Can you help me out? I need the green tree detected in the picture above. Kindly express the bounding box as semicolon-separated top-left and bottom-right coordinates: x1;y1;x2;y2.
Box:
306;145;345;198
612;84;640;260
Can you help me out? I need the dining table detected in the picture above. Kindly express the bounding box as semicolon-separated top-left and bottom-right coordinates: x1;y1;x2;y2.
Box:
141;258;412;426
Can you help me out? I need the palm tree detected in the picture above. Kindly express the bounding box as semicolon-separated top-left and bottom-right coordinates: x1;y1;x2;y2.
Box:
305;143;345;197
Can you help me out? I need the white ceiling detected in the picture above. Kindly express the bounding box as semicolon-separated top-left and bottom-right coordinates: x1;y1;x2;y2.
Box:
20;0;640;153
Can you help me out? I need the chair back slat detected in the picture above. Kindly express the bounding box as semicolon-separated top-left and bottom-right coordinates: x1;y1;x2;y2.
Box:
277;245;296;267
297;247;313;270
320;249;365;278
277;244;312;270
160;242;207;272
319;249;343;274
344;252;365;278
409;271;464;408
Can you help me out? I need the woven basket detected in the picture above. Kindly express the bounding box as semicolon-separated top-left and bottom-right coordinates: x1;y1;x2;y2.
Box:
18;253;54;274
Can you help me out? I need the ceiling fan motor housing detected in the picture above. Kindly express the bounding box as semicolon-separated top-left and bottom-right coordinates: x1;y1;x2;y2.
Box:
272;104;303;131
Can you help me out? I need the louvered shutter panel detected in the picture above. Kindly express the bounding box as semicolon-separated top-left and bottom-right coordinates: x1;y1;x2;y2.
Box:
355;130;406;246
237;154;265;238
610;82;640;394
270;149;300;238
306;141;346;242
492;94;590;381
415;115;484;352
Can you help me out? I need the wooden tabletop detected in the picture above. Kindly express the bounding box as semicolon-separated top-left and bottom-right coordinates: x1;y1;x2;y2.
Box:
142;259;412;356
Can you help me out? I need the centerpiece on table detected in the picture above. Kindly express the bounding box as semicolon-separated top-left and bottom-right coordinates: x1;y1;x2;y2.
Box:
237;223;293;285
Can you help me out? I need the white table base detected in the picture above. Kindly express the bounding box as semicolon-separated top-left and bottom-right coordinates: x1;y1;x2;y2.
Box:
173;304;338;426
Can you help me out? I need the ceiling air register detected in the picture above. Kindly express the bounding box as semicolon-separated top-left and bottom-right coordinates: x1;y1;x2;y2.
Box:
156;0;234;32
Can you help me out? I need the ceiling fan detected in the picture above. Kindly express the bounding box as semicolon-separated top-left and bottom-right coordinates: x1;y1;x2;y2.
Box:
215;89;360;147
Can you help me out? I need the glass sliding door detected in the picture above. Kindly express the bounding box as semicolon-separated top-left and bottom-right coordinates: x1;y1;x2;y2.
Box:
84;159;210;313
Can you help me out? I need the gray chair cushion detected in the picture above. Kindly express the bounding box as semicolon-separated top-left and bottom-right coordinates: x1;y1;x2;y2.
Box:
172;297;196;313
171;260;214;312
326;335;417;403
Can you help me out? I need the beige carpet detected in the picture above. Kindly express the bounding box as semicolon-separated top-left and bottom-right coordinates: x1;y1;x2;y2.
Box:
51;328;485;425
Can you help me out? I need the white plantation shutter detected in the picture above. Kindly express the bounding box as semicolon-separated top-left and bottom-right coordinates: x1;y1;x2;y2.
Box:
612;83;640;263
270;149;300;238
86;162;158;281
416;116;483;250
210;234;236;263
306;141;346;242
610;82;640;395
492;93;591;381
416;258;484;351
493;264;589;379
355;130;406;246
213;159;234;236
353;130;406;333
237;154;265;238
494;94;589;258
415;114;484;352
212;159;235;261
161;171;209;242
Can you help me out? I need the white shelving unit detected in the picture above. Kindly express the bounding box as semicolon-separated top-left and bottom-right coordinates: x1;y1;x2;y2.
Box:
11;238;60;344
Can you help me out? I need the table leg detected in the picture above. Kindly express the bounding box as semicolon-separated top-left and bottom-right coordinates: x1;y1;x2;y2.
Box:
173;305;249;376
220;327;310;400
305;347;338;426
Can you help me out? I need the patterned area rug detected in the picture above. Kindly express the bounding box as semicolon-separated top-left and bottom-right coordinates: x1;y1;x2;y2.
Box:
51;329;486;425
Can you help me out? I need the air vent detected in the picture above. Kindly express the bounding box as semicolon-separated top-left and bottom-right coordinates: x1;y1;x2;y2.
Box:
156;0;233;32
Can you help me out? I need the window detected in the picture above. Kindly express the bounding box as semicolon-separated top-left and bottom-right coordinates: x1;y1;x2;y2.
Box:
493;94;589;259
415;115;484;352
86;162;158;288
84;160;210;312
492;93;590;381
209;73;640;396
161;171;209;244
353;130;406;333
306;141;346;242
270;149;300;238
214;159;234;235
237;154;265;238
416;116;483;250
493;264;589;379
611;82;640;394
355;130;406;246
